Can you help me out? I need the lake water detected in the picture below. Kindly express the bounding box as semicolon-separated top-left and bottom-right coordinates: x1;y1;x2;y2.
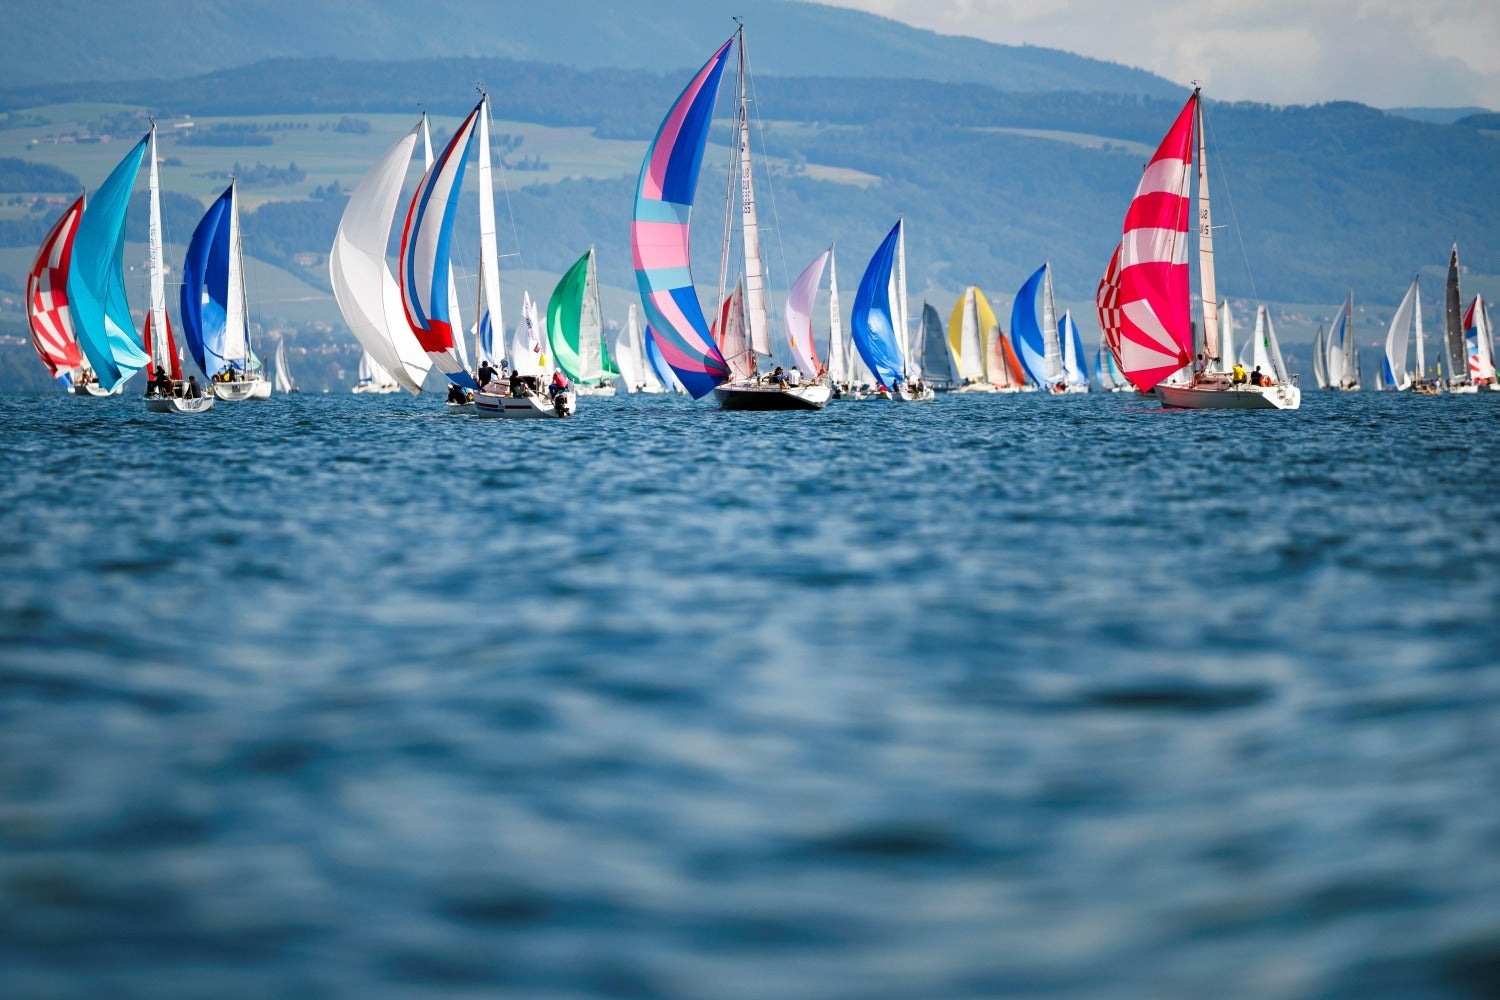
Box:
1;389;1497;998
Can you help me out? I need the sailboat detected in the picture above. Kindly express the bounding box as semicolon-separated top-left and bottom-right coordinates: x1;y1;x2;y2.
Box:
1058;310;1089;392
948;285;1014;392
1311;324;1330;389
1464;294;1498;390
612;304;667;393
547;247;617;396
181;180;269;400
709;31;831;411
632;26;828;411
1441;245;1477;394
1092;330;1130;392
69;123;210;413
1323;292;1359;390
824;246;872;400
272;338;297;394
330;116;436;395
1235;305;1293;389
1011;262;1073;393
1103;88;1299;410
26;195;117;395
916;302;959;390
1384;275;1440;394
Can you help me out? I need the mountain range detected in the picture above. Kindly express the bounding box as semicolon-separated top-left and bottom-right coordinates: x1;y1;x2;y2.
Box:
2;0;1178;97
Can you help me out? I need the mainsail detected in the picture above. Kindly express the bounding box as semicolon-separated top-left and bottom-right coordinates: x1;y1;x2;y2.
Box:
1444;245;1469;387
919;302;958;385
1383;279;1417;391
631;38;734;398
27;196;85;381
67;134;151;390
1060;310;1088;388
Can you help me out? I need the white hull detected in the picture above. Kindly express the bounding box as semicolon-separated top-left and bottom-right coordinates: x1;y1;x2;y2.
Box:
1447;382;1479;395
213;377;272;401
473;389;576;419
351;382;400;395
576;385;617;397
144;394;215;414
894;386;937;402
73;383;123;397
714;381;832;411
1158;381;1301;410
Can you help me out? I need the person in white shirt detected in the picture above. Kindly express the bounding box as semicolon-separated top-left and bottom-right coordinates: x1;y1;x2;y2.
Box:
787;365;803;386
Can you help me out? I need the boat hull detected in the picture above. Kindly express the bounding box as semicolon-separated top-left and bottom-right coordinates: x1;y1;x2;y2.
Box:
213;378;272;401
144;395;215;414
1447;382;1479;395
473;390;576;419
714;382;831;411
893;386;936;402
351;383;400;395
73;383;121;397
1158;381;1301;410
576;385;617;397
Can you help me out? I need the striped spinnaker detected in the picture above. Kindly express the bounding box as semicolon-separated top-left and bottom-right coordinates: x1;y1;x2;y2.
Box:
400;103;481;390
1115;93;1196;391
631;38;734;399
1096;242;1124;373
27;196;84;380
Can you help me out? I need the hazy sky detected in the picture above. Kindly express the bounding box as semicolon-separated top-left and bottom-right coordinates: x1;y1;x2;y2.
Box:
818;0;1500;108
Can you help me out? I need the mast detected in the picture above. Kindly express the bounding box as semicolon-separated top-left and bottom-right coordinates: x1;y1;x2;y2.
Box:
145;122;170;373
1194;88;1220;370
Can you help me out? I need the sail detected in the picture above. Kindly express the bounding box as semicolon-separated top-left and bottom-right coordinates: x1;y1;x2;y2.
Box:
920;303;958;384
1114;93;1196;391
644;324;681;391
1466;295;1496;383
631;37;734;398
330;122;430;394
1384;280;1415;390
784;249;828;376
181;183;248;377
1312;324;1329;388
1339;291;1356;386
849;220;906;389
141;309;180;382
27;195;85;380
1262;309;1289;383
1326;297;1349;387
1093;332;1116;390
1444;245;1468;386
273;338;294;393
987;327;1025;389
547;248;609;383
734;46;770;359
399;102;481;390
67;134;150;390
1096;242;1125;373
1060;310;1088;386
1216;299;1236;373
1011;264;1050;387
475;96;504;370
948;287;987;382
826;245;851;382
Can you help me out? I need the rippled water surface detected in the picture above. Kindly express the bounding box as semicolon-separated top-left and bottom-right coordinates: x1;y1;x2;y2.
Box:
2;390;1497;998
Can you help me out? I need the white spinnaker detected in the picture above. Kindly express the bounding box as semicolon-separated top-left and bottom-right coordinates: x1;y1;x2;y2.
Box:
273;338;294;393
613;305;644;390
330;123;431;394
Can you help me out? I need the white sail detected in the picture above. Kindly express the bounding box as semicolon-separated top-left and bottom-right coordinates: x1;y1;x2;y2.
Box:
1263;309;1289;383
329;122;431;394
1339;291;1357;386
894;217;911;378
826;245;848;382
222;180;250;369
1414;280;1428;382
1311;324;1329;388
784;249;828;376
1384;279;1416;391
1326;298;1347;388
957;287;984;381
1041;263;1062;385
735;54;770;360
1195;96;1221;368
1217;300;1236;373
146;126;170;372
273;338;294;393
612;306;644;391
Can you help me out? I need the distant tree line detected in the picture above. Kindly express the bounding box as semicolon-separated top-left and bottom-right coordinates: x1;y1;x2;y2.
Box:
0;156;81;193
